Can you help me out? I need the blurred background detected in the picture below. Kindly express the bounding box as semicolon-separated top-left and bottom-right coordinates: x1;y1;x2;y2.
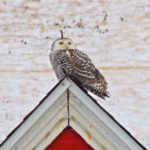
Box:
0;0;149;148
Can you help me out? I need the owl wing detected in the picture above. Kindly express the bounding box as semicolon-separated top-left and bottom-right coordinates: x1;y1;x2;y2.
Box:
69;49;97;79
69;49;109;98
69;49;106;82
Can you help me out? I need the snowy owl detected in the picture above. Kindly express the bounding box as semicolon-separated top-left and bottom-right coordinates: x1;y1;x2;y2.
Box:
50;31;109;99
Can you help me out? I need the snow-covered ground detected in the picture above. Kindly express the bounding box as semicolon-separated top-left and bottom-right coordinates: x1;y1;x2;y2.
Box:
0;0;150;149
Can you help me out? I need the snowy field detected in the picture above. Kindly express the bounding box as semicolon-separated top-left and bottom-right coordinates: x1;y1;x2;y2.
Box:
0;0;150;149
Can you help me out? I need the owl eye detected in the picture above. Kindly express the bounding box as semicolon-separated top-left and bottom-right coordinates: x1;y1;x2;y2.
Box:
59;41;64;45
68;42;72;45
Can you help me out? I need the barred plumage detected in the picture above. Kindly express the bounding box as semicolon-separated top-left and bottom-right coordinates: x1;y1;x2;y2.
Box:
50;36;109;99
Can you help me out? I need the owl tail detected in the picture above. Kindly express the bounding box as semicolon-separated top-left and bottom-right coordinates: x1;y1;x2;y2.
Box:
99;92;110;100
82;84;110;100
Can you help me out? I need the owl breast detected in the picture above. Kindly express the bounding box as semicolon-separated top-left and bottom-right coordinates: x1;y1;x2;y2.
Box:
50;50;67;80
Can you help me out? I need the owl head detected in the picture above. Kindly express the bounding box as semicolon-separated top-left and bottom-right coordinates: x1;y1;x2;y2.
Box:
51;31;76;51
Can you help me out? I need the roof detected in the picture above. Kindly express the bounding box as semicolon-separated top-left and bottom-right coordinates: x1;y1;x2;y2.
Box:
0;77;147;150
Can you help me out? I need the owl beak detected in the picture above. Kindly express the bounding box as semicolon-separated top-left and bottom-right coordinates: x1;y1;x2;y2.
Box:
65;44;69;50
